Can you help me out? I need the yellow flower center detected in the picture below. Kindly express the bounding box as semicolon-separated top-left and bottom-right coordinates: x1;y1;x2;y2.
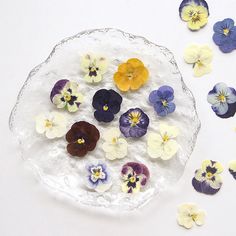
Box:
161;100;168;107
77;138;85;144
162;134;169;142
129;111;141;126
94;171;101;178
63;92;71;102
218;94;226;102
191;11;201;23
191;213;198;221
112;137;118;144
206;172;213;179
45;119;53;128
223;28;230;36
129;176;136;183
103;105;109;111
196;60;204;67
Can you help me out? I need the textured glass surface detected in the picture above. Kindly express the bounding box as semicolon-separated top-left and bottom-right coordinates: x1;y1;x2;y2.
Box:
9;28;200;211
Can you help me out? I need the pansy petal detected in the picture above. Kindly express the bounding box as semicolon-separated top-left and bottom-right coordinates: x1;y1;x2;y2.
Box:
212;102;228;115
159;123;179;138
162;139;179;160
193;63;211;77
184;45;200;64
194;211;206;226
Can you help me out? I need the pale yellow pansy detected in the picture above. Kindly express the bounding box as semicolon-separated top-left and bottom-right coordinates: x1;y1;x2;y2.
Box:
229;160;236;172
81;54;108;83
102;127;128;160
35;111;67;139
147;123;179;160
184;44;213;77
177;203;206;229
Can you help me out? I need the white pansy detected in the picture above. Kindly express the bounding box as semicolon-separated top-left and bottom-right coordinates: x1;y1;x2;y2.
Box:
81;54;108;83
35;112;67;139
147;123;179;160
177;203;206;229
102;128;128;160
184;44;213;77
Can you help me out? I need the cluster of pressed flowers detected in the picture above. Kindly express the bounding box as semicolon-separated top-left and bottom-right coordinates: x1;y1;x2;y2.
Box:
35;54;181;195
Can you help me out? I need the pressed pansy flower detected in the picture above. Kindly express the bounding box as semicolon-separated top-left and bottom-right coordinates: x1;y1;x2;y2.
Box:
119;108;149;138
102;127;128;160
147;123;179;160
149;86;176;117
50;79;84;113
113;58;149;92
213;18;236;53
177;203;206;229
66;121;100;157
179;0;209;31
192;160;223;195
85;162;112;193
184;44;213;77
228;160;236;180
81;54;108;83
121;162;150;194
35;111;67;139
92;89;122;122
207;82;236;118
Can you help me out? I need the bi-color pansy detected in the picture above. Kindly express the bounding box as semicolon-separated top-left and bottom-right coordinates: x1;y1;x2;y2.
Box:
228;160;236;180
192;160;223;195
207;82;236;118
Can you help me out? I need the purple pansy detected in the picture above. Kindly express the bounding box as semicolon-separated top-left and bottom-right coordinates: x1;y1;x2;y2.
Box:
192;160;223;195
85;162;112;193
207;82;236;118
121;162;150;193
50;80;84;113
149;86;176;117
213;18;236;53
92;89;122;122
119;108;149;138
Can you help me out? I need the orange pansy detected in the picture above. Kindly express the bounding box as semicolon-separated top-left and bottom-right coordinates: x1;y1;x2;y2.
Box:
113;58;149;92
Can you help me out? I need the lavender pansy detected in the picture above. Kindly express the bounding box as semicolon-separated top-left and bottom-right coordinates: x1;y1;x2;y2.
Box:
149;86;176;117
119;108;149;138
207;82;236;118
121;162;150;193
85;162;112;193
92;89;122;123
192;160;223;195
50;80;84;113
213;18;236;53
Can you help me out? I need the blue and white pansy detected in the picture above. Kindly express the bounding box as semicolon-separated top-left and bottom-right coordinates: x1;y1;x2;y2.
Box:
85;162;112;193
207;82;236;118
192;160;223;195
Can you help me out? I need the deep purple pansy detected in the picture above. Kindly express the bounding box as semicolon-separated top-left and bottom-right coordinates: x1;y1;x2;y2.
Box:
121;162;150;193
119;108;149;138
149;86;176;117
213;18;236;53
92;89;122;122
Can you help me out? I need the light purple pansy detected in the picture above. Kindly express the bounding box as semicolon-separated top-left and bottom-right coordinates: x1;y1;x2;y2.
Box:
119;108;149;138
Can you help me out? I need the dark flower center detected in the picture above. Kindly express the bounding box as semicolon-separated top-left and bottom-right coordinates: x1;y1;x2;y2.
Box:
89;66;98;77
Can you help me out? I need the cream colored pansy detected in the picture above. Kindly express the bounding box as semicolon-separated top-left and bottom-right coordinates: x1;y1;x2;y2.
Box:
81;54;108;83
177;203;206;229
229;160;236;180
35;111;67;139
147;123;179;160
184;44;213;77
102;128;128;160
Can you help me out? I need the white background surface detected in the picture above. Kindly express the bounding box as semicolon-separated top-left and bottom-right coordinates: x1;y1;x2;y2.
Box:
1;0;236;235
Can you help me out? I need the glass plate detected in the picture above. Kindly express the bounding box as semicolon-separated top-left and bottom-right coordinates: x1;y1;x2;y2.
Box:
9;28;200;211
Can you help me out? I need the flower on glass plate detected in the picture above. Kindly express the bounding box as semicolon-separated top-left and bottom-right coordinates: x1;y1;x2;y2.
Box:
213;18;236;53
147;123;179;160
65;121;100;157
81;54;108;83
192;160;223;195
35;111;67;139
102;127;128;160
119;108;149;138
85;162;112;193
50;79;84;113
92;89;122;122
207;82;236;118
228;160;236;180
179;0;209;31
121;162;150;194
177;203;206;229
149;86;176;117
113;58;149;92
184;44;213;77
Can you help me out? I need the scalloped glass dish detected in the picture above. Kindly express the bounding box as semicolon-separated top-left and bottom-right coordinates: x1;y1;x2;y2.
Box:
9;28;200;211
